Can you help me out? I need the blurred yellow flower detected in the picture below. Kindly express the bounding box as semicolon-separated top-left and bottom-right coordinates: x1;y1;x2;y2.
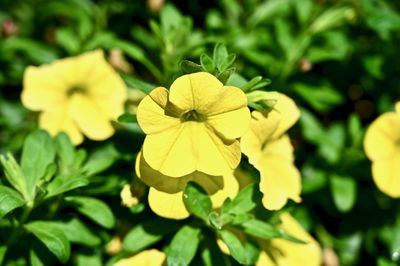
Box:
135;151;239;219
364;102;400;198
256;213;322;266
114;249;165;266
136;72;250;177
21;50;127;145
241;92;301;210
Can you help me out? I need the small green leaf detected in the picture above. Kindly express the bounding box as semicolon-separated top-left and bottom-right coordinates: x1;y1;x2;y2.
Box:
82;144;119;176
0;153;29;201
120;72;155;94
180;60;204;74
167;225;201;266
200;54;215;73
183;182;212;222
65;196;115;229
53;218;101;247
54;133;75;175
118;113;137;124
219;230;259;265
0;185;25;218
217;67;235;84
45;174;89;199
219;54;236;72
0;246;7;265
25;221;70;263
330;174;357;213
222;183;258;215
123;218;181;252
21;130;55;200
238;219;282;240
200;235;226;266
213;43;229;70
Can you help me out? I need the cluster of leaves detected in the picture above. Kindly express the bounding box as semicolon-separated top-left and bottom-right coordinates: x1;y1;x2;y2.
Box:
1;0;400;265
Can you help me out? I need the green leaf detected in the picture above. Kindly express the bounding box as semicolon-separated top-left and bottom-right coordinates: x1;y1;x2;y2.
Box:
0;246;7;265
25;221;70;263
65;196;115;229
167;225;201;266
200;54;215;73
123;218;181;252
238;219;282;240
21;130;55;200
0;153;30;202
120;72;155;94
183;182;212;222
222;183;258;215
54;132;75;175
213;43;229;71
219;230;259;265
330;174;357;213
0;185;25;218
299;108;325;145
55;27;80;54
45;174;89;199
53;218;101;247
216;67;235;84
219;54;236;72
180;60;204;74
118;113;137;124
200;235;226;266
82;143;119;176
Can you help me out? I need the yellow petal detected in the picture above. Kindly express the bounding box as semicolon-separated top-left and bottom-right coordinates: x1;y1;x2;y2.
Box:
120;184;139;208
168;72;223;112
22;66;68;111
256;251;275;266
114;249;166;266
269;92;300;139
268;213;322;266
210;172;239;208
69;94;114;141
142;122;241;177
372;154;400;198
148;188;189;219
396;102;400;114
241;110;281;165
206;107;250;140
137;87;181;134
257;136;301;210
364;112;400;161
39;105;83;145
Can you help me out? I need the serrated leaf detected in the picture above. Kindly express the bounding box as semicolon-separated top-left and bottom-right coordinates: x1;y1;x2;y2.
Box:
45;174;89;199
65;196;115;229
123;218;181;252
167;225;201;266
0;185;25;218
183;182;212;222
25;221;70;263
21;130;55;200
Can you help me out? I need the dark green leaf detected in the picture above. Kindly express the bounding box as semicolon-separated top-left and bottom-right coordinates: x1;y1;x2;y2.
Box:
53;218;101;247
0;246;7;265
25;221;70;263
180;60;204;74
120;72;155;94
45;174;89;199
82;143;119;176
21;130;55;199
167;225;201;266
118;113;137;124
219;230;259;265
200;235;226;266
123;218;181;252
217;67;235;84
330;175;357;213
183;182;212;222
0;185;25;218
65;196;115;229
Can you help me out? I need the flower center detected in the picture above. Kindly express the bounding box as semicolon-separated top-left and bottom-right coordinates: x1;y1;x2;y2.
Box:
181;110;207;122
67;85;86;97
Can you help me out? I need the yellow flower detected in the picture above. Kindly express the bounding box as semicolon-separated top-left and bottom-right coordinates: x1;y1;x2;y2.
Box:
136;72;250;177
364;102;400;198
241;92;301;210
135;151;239;219
256;213;322;266
21;50;127;145
114;249;165;266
